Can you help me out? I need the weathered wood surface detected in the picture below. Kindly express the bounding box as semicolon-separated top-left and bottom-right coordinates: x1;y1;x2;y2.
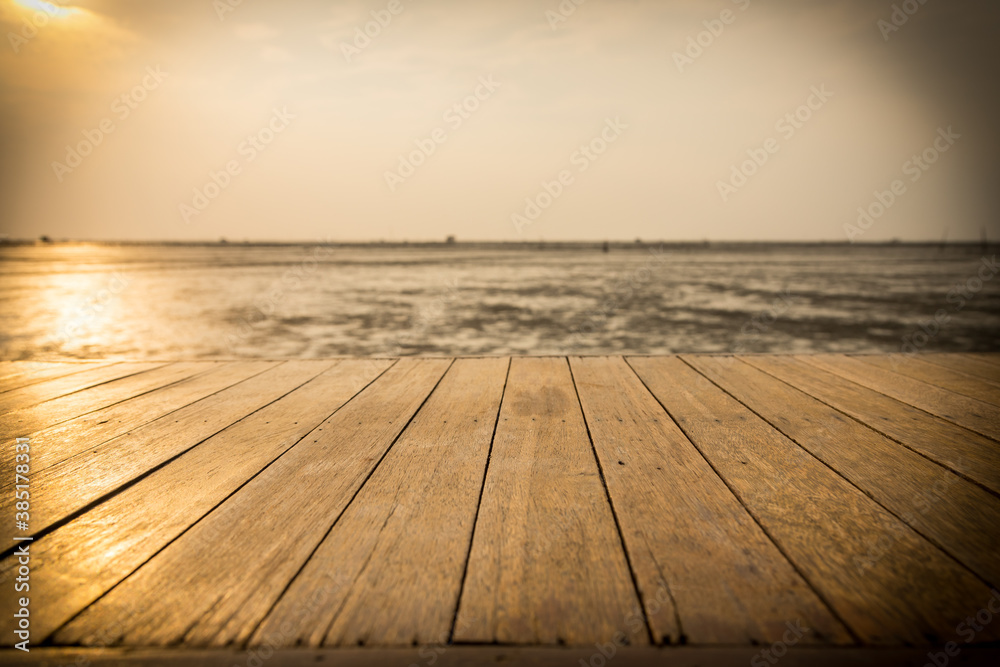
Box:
57;358;449;647
455;358;644;646
0;362;164;415
682;356;1000;588
740;355;1000;495
571;356;847;645
804;354;1000;440
0;355;997;654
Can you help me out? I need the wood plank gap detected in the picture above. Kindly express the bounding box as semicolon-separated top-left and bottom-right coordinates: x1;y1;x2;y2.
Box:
738;356;1000;499
568;357;660;647
628;356;860;646
37;360;399;644
242;360;455;648
802;355;1000;442
447;358;512;645
682;356;999;589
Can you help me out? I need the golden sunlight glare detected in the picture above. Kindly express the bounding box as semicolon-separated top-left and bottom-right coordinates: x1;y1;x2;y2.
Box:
12;0;82;20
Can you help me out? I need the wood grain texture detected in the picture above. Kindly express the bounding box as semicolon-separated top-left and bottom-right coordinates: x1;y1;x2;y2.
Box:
55;359;449;648
1;361;277;477
650;355;999;644
0;362;164;415
0;361;329;537
0;360;390;644
920;354;1000;383
689;355;1000;587
0;361;216;462
964;353;1000;369
804;354;1000;440
571;357;848;646
856;355;1000;406
454;357;646;646
253;358;508;648
741;355;1000;495
0;361;106;393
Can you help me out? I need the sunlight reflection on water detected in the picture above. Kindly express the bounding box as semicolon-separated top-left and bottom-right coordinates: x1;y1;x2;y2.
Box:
1;242;997;359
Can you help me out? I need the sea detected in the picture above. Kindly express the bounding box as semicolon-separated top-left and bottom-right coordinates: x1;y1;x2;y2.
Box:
1;242;998;360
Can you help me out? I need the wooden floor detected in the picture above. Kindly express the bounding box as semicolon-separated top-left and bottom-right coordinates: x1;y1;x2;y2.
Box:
1;354;999;666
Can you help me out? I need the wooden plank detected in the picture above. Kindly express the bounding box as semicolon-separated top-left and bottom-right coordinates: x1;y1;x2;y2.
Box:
919;354;1000;383
570;357;850;646
741;355;1000;495
687;355;1000;587
856;355;1000;406
964;353;1000;369
803;354;1000;440
55;359;449;648
0;362;164;415
253;358;508;648
0;361;216;444
0;361;106;393
454;357;645;646
0;361;332;538
0;359;392;645
647;355;999;644
1;361;277;477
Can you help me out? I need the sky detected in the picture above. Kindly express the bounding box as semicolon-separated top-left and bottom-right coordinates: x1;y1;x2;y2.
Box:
0;0;997;242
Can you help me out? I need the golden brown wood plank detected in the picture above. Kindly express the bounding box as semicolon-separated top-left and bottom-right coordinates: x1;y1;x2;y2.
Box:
571;357;849;646
920;354;1000;383
0;361;107;393
0;362;164;415
804;354;1000;440
688;355;1000;587
856;355;1000;406
741;355;1000;495
653;355;998;644
454;358;645;646
0;361;215;446
55;359;449;648
1;361;277;477
253;358;508;648
0;361;334;538
965;353;1000;369
0;359;391;645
